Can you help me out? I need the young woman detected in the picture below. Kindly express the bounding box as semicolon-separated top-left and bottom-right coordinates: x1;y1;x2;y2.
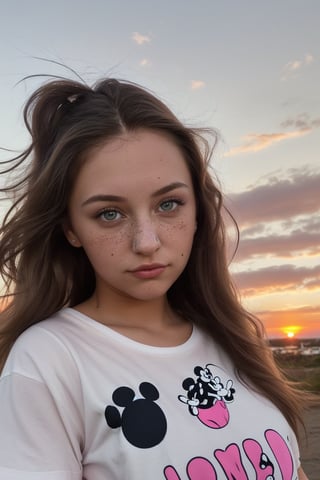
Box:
0;78;309;479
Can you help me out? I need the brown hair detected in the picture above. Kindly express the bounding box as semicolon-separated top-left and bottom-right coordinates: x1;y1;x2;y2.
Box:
0;77;308;437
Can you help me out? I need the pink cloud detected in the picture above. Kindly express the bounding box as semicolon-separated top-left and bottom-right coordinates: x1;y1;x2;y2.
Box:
191;80;206;90
225;113;320;157
132;32;151;45
227;168;320;227
281;53;315;81
225;130;309;157
234;230;320;262
232;264;320;296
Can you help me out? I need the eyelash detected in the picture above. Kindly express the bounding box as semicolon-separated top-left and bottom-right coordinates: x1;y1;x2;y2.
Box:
95;198;185;223
158;198;185;212
96;208;124;222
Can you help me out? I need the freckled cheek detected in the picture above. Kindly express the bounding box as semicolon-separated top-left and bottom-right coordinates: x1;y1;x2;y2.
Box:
81;231;131;259
159;218;195;236
159;220;195;254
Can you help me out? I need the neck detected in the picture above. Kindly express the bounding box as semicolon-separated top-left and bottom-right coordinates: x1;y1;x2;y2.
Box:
76;288;176;330
74;288;192;347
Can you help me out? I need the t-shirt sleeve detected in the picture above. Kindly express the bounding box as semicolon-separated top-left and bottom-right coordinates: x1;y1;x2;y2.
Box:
0;327;84;479
288;426;301;471
0;374;82;479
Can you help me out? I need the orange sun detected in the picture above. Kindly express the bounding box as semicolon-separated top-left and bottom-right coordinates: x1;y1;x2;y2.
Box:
282;325;302;338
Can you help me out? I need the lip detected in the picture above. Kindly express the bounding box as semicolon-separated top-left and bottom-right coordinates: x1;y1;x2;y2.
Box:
130;263;167;279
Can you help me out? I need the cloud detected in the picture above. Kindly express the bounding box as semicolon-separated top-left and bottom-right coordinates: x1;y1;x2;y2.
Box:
225;130;309;156
227;167;320;228
305;53;314;65
132;32;151;45
140;58;151;67
281;53;314;81
224;155;319;336
234;228;320;262
281;113;320;130
232;264;320;296
225;166;320;339
226;113;320;157
227;167;320;306
282;215;320;233
191;80;205;90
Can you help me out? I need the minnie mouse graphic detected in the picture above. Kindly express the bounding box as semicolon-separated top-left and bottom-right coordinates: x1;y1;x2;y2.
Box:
178;364;235;429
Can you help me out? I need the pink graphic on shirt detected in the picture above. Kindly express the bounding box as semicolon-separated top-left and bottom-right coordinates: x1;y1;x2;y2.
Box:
243;438;275;479
164;457;217;480
197;399;229;428
163;429;295;479
265;430;294;480
214;443;248;479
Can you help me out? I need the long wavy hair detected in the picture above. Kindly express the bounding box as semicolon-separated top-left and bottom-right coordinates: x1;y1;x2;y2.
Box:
0;77;307;438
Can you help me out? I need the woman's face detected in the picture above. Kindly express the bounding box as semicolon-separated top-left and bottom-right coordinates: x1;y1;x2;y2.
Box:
65;129;197;303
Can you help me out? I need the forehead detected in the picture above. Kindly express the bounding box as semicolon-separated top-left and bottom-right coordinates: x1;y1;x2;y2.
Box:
73;130;192;195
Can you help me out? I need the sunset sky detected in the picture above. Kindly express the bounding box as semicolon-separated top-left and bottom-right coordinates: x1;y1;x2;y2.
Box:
0;1;319;338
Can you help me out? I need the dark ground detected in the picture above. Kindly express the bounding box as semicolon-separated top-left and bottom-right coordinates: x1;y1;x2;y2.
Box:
300;406;320;480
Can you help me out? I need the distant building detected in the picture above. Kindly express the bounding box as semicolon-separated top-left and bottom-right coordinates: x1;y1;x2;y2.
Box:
271;345;299;355
300;346;320;356
271;343;320;356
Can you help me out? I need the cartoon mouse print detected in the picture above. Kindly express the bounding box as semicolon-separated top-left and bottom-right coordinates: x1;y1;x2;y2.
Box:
178;364;235;428
105;381;167;448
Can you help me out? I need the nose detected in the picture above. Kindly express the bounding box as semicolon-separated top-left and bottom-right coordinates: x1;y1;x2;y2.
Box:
132;220;161;255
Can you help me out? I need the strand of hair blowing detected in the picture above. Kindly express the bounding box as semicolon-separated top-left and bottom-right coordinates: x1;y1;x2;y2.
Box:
0;80;98;370
0;77;312;442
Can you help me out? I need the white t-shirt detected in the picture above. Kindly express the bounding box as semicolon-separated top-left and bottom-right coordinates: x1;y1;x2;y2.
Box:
0;308;300;479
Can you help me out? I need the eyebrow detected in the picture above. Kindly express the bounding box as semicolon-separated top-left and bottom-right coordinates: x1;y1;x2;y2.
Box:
81;181;189;207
